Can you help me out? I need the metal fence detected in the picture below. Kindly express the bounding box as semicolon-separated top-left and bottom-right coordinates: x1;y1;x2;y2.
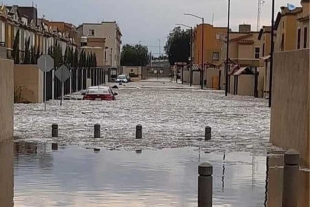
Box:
45;67;109;100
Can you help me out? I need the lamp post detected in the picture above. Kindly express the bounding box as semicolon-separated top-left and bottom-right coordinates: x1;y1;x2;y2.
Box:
269;0;275;107
185;13;204;89
176;23;193;86
225;0;231;96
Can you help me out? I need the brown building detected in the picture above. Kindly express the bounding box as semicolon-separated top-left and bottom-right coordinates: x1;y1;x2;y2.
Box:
221;24;261;67
274;6;302;51
193;24;227;66
43;20;80;46
296;0;309;49
258;26;272;99
80;36;107;67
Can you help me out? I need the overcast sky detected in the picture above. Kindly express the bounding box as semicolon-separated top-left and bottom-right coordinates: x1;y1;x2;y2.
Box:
6;0;302;56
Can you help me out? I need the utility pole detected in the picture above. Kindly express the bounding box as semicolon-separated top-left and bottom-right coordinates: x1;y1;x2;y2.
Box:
269;0;275;108
225;0;231;96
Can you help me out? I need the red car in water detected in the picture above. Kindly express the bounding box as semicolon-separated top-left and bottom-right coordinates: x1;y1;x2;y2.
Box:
83;86;117;101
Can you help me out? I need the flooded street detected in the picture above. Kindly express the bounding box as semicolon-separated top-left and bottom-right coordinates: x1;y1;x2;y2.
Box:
13;80;290;206
14;142;267;207
14;80;273;153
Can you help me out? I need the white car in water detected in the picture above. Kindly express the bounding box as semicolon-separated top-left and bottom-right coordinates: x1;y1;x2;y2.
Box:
116;74;130;83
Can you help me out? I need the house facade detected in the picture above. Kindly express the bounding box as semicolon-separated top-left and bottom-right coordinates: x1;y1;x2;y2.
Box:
77;21;122;67
193;24;227;66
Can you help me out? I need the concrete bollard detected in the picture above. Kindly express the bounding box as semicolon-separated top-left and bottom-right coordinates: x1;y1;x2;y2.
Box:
198;163;213;207
52;124;58;137
205;126;211;141
282;149;300;207
136;125;142;139
94;124;101;138
51;143;58;150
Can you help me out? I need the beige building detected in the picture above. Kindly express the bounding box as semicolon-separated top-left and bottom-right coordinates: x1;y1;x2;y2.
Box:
274;6;302;51
77;22;122;67
221;24;261;67
296;0;309;49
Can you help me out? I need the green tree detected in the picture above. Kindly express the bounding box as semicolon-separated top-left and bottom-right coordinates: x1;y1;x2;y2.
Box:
164;26;191;65
23;37;31;64
12;29;20;64
93;53;97;67
30;46;36;64
50;42;63;67
73;48;79;68
120;44;149;66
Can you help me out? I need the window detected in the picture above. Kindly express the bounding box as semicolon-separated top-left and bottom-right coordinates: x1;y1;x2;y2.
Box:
212;52;220;60
297;28;301;49
89;29;94;36
281;34;285;51
255;47;260;59
304;27;308;48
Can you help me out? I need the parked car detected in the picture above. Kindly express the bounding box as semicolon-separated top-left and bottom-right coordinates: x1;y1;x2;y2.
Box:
116;74;130;83
83;86;117;101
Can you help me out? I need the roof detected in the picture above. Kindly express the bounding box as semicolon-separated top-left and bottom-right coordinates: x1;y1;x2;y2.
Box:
258;26;271;40
230;33;253;42
234;67;250;75
228;65;240;75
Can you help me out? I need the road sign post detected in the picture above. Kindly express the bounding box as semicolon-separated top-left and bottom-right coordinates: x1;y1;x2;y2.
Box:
55;64;70;106
38;55;54;111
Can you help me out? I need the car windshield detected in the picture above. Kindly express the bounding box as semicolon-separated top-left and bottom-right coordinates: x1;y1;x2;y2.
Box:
118;75;126;79
87;88;110;94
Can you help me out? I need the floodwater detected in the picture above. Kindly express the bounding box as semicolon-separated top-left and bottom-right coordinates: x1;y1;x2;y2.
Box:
14;79;274;153
14;141;269;207
12;80;309;206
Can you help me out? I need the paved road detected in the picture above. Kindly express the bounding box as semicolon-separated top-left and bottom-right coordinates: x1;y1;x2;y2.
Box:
14;79;274;153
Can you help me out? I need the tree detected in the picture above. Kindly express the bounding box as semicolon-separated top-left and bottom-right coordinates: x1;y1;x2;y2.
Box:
12;29;20;64
164;27;191;65
120;44;149;66
23;37;31;64
73;48;79;68
50;42;63;67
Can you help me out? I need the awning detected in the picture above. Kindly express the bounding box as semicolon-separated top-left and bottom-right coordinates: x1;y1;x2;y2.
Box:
261;55;271;60
234;67;248;76
234;67;254;76
228;65;240;75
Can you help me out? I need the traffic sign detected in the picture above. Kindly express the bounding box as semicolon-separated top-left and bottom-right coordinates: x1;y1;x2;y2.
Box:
55;65;70;82
38;55;54;72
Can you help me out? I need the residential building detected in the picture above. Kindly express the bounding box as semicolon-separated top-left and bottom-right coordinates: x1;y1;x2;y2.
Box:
221;24;261;67
274;6;302;51
3;5;77;61
42;20;80;46
296;0;309;49
258;26;272;98
77;21;122;67
193;24;227;66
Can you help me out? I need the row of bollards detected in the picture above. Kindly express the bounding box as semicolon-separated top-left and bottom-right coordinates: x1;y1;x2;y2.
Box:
197;149;300;207
52;124;212;140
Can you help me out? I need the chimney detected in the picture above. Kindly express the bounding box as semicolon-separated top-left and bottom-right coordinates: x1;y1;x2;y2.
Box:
239;24;251;33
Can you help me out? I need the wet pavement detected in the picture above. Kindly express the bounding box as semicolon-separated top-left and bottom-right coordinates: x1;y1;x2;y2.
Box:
14;79;275;154
14;142;268;207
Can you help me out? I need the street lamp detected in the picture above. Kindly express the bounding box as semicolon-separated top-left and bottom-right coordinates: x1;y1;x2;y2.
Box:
184;13;204;89
176;23;193;86
225;0;231;96
269;0;275;107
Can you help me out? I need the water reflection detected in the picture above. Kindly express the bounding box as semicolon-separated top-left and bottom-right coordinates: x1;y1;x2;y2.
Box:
13;142;310;207
0;140;14;207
